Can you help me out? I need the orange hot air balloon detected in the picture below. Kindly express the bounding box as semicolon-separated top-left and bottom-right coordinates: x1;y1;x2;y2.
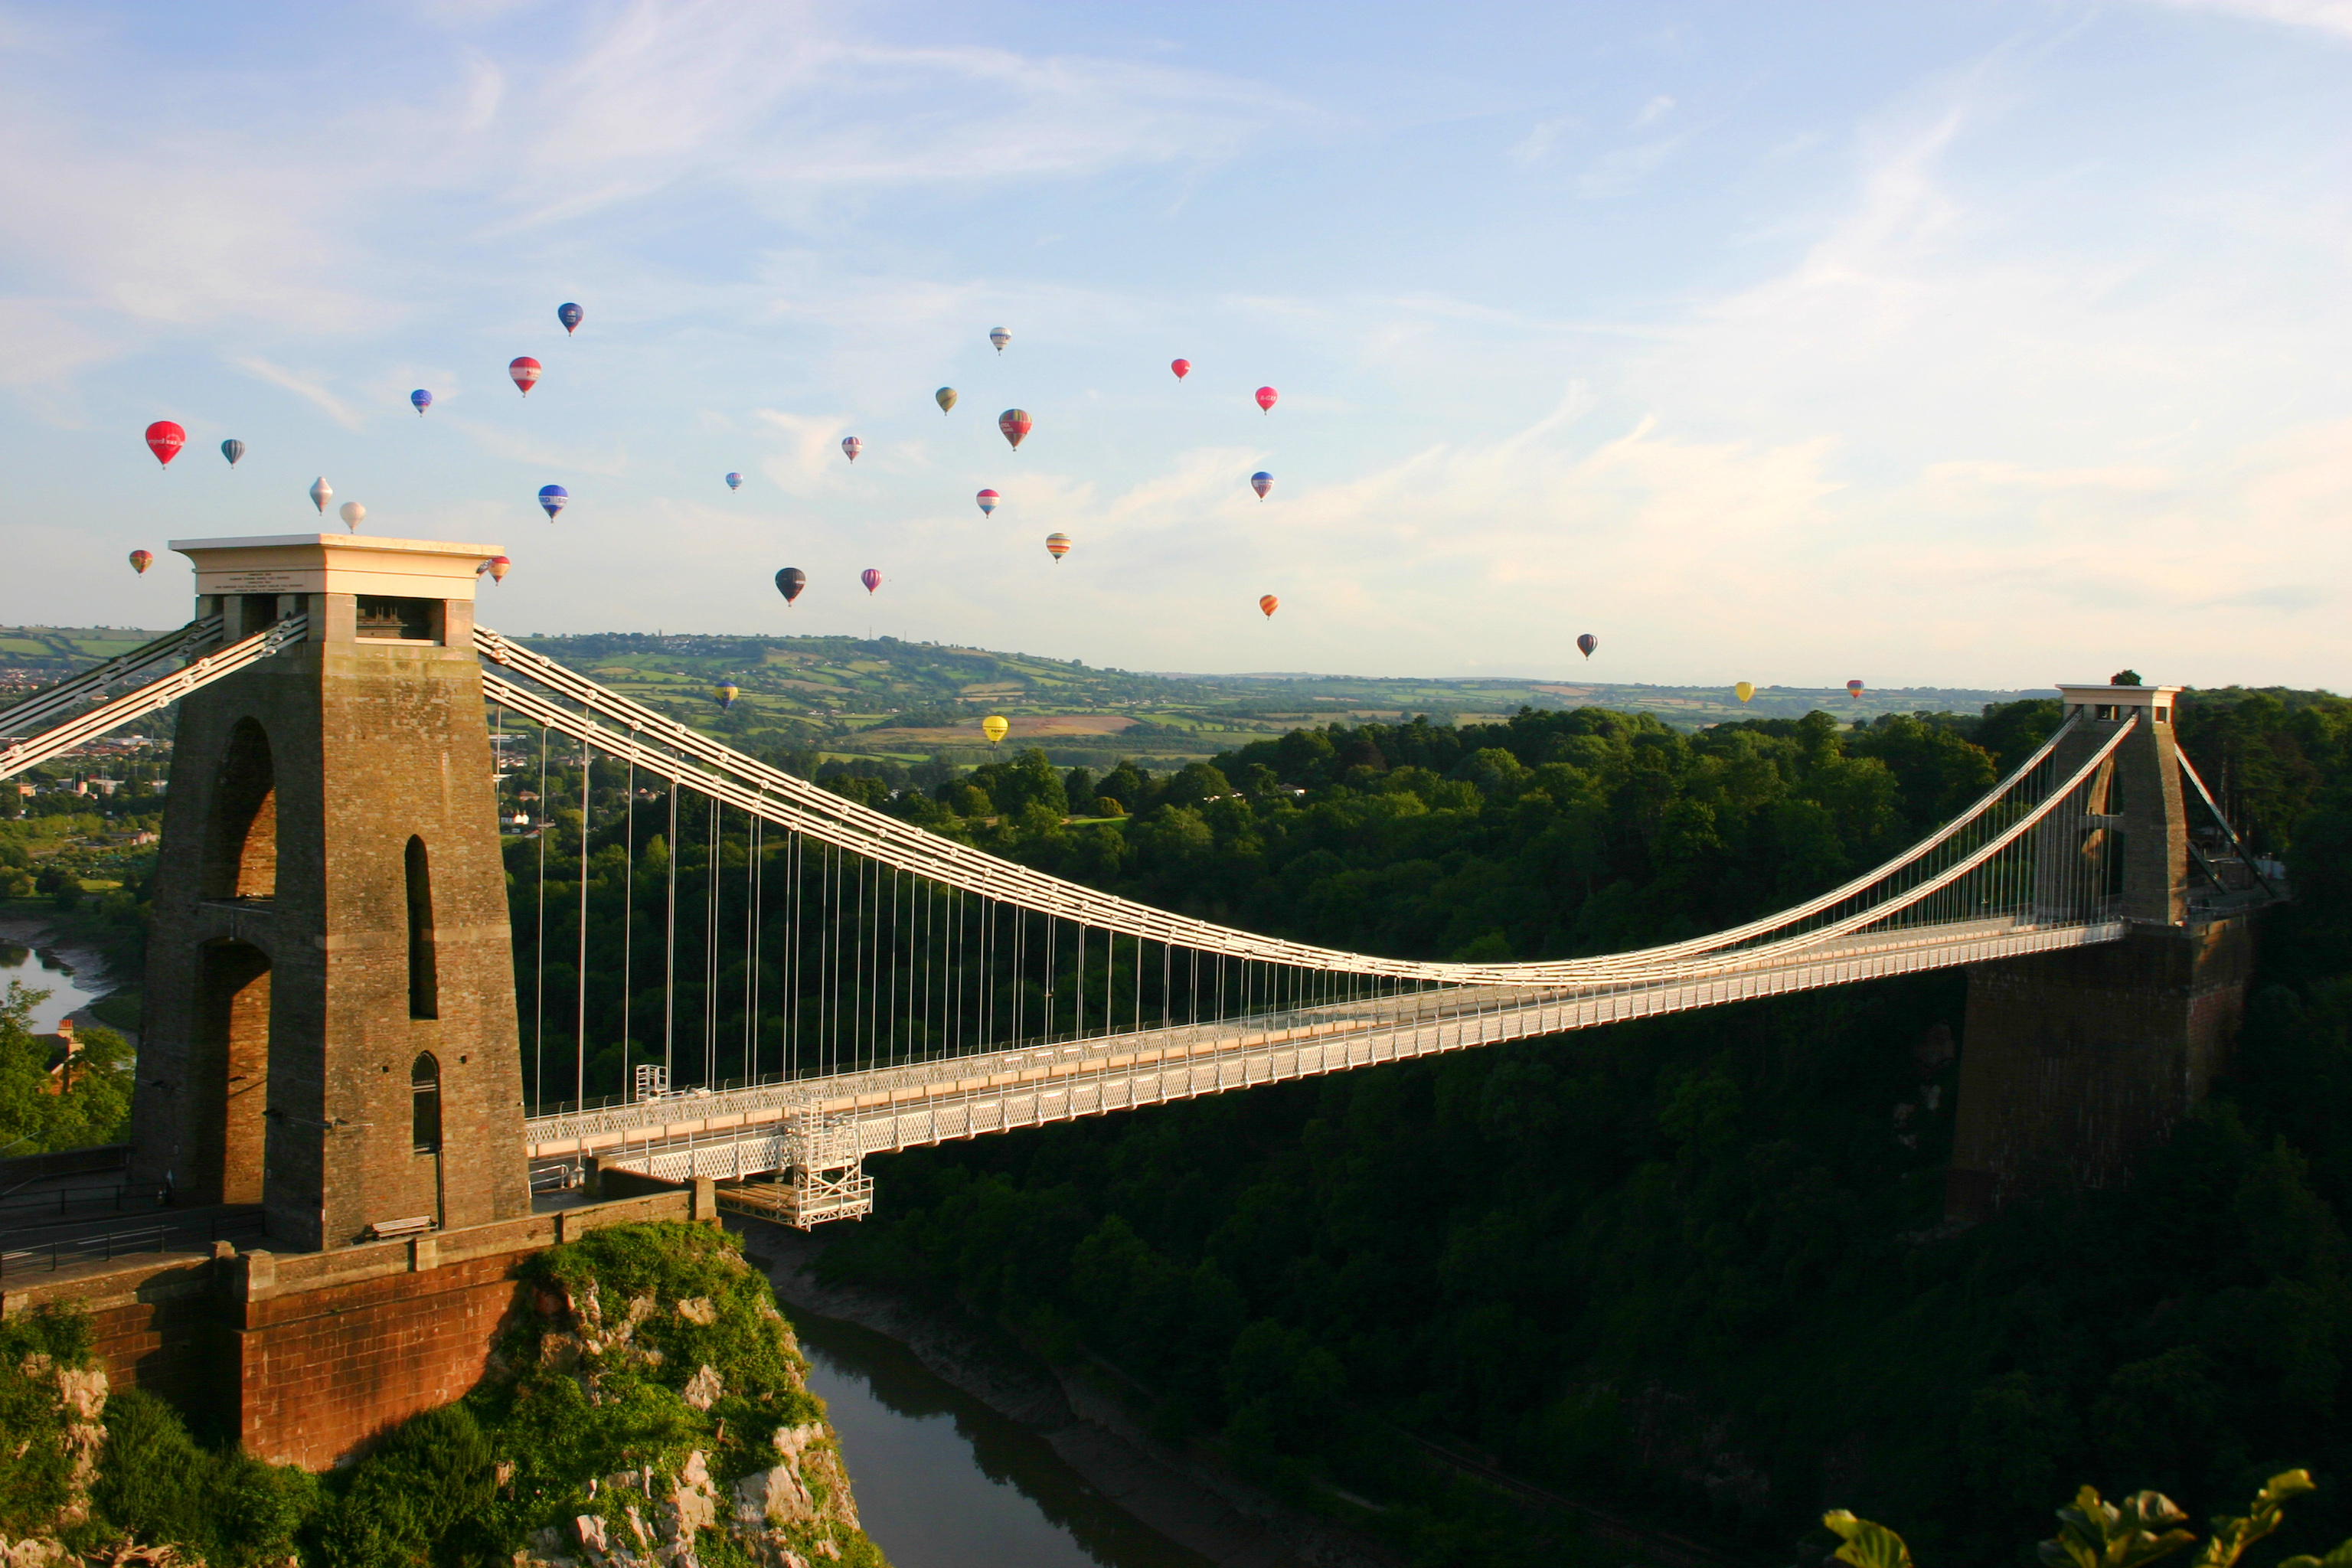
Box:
1259;594;1279;619
128;549;154;575
1044;532;1070;561
1847;679;1864;699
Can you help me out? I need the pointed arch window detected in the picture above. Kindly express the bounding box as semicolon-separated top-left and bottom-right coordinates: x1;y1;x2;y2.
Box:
410;1053;441;1155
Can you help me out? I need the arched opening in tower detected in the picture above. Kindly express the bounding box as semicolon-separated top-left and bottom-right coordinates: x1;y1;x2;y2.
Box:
207;717;277;900
405;837;438;1020
192;938;271;1207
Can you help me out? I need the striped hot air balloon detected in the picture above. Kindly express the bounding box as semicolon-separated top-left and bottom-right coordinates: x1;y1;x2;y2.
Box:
1259;594;1279;619
509;357;542;395
1044;532;1070;561
860;568;882;594
998;409;1032;450
841;436;862;462
1577;633;1597;660
128;550;153;576
1251;472;1272;500
975;489;1000;518
989;327;1011;353
1847;679;1865;699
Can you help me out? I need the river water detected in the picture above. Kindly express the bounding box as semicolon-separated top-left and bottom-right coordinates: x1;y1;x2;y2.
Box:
0;939;106;1034
788;1308;1209;1568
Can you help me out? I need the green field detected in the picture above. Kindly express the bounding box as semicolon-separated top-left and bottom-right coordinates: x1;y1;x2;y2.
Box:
9;624;2052;770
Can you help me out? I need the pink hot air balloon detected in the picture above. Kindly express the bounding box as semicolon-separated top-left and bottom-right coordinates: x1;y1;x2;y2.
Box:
860;568;882;595
509;357;542;395
143;421;186;467
841;436;862;462
1255;385;1278;413
1171;358;1191;381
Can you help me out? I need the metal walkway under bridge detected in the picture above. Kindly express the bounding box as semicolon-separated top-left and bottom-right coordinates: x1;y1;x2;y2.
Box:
2;615;2272;1228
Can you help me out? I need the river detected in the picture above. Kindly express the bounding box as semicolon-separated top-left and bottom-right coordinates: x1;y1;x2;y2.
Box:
0;933;108;1034
787;1308;1210;1568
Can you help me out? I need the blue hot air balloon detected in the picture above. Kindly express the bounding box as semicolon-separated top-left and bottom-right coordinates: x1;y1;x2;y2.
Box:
410;389;433;416
725;472;743;491
1251;472;1273;500
558;302;583;334
538;484;568;521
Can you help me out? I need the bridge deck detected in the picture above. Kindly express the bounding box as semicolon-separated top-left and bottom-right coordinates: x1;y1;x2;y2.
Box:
530;915;2125;1184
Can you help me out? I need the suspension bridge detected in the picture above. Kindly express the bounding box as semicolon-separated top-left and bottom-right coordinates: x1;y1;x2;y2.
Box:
1;534;2278;1240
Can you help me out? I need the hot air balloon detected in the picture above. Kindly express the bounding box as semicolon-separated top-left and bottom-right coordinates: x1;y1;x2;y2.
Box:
143;421;185;467
725;472;742;491
989;327;1010;354
1044;532;1070;561
936;387;957;415
220;439;245;467
128;550;153;576
1847;679;1865;699
975;488;1000;518
1734;681;1756;704
558;302;583;335
1251;472;1273;500
478;555;511;583
538;485;567;521
1171;358;1191;381
775;567;806;605
860;568;882;595
339;501;366;533
1259;594;1279;619
410;389;433;416
509;357;542;395
309;477;333;513
1576;633;1598;660
841;436;862;462
998;409;1032;449
1255;386;1279;414
714;683;739;710
982;714;1009;746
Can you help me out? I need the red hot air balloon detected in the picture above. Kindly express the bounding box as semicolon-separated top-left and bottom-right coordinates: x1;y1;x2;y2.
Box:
998;408;1032;450
128;550;154;575
841;436;862;462
860;568;882;595
1576;633;1598;660
143;421;186;467
1171;359;1191;381
1847;679;1865;699
1259;594;1279;619
1255;386;1278;413
508;357;542;395
975;489;1000;518
479;555;511;583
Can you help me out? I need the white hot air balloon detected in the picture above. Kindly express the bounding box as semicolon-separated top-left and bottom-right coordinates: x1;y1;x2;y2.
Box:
338;501;366;533
309;477;333;514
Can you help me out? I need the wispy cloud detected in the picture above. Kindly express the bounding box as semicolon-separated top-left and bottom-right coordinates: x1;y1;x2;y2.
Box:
233;358;364;430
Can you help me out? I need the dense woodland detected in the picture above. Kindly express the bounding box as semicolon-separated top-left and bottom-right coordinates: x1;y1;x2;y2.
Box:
485;687;2352;1563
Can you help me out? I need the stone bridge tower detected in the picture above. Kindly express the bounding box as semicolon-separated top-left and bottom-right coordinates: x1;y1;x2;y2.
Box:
129;534;531;1251
1946;680;2264;1220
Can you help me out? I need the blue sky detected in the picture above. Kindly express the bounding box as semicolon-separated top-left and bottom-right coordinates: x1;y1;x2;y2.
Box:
1;1;2345;690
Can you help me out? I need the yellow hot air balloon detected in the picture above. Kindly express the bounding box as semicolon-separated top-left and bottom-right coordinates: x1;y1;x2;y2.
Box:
982;714;1010;745
715;683;740;710
1734;681;1756;704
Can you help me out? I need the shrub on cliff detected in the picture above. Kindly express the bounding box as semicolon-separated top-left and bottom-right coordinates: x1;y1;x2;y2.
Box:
87;1390;317;1567
0;1305;98;1540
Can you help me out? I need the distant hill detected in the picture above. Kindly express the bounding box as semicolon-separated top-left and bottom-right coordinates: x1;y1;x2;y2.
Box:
3;625;2053;769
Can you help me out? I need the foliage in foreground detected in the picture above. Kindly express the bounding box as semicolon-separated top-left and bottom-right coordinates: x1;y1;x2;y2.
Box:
1827;1472;2344;1568
0;978;132;1156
